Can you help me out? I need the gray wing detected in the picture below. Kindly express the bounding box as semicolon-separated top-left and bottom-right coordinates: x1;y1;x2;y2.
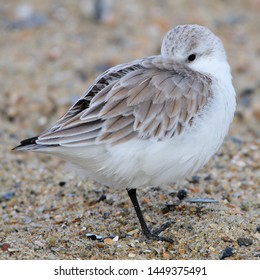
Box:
36;56;212;147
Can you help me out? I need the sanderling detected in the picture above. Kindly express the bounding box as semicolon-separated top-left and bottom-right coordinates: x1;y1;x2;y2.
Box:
14;24;236;242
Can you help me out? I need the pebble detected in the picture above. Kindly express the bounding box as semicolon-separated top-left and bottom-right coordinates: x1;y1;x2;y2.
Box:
143;249;152;253
177;189;188;200
128;253;136;258
34;240;45;247
240;88;255;107
204;174;212;181
96;243;105;248
221;235;234;243
85;233;102;241
37;206;45;213
113;235;119;242
229;136;244;145
159;193;167;201
97;194;106;202
0;191;16;202
7;247;19;252
235;160;246;168
104;238;114;244
58;181;66;187
127;229;139;236
1;243;11;251
163;252;170;259
188;175;200;184
54;215;63;223
23;217;32;224
178;247;186;255
162;202;180;214
102;212;110;219
189;186;200;193
220;247;236;260
237;238;253;247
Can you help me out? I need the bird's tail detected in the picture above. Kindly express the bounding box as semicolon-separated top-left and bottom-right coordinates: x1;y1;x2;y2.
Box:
12;136;49;152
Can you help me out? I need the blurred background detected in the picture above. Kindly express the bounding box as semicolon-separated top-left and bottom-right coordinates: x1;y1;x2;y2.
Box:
1;0;259;140
0;0;259;259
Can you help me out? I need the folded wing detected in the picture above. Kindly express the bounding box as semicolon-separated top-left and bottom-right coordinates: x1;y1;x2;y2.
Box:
36;56;212;147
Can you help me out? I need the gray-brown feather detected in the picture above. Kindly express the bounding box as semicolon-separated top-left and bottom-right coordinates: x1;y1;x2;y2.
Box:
37;56;212;147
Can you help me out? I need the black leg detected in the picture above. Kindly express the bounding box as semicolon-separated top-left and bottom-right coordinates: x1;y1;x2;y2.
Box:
127;188;173;243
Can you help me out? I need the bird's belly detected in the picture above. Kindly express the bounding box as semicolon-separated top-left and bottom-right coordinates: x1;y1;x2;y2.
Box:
59;126;224;189
101;130;222;188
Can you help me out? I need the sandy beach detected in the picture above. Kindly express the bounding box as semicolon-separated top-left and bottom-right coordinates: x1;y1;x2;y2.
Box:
0;0;259;259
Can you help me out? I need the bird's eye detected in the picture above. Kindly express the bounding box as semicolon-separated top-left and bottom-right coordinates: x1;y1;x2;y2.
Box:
187;54;196;62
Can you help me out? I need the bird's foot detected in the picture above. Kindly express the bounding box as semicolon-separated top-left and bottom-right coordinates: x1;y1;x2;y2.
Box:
142;221;174;243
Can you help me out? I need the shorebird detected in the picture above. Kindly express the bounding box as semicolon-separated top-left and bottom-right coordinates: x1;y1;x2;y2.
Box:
14;24;236;242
